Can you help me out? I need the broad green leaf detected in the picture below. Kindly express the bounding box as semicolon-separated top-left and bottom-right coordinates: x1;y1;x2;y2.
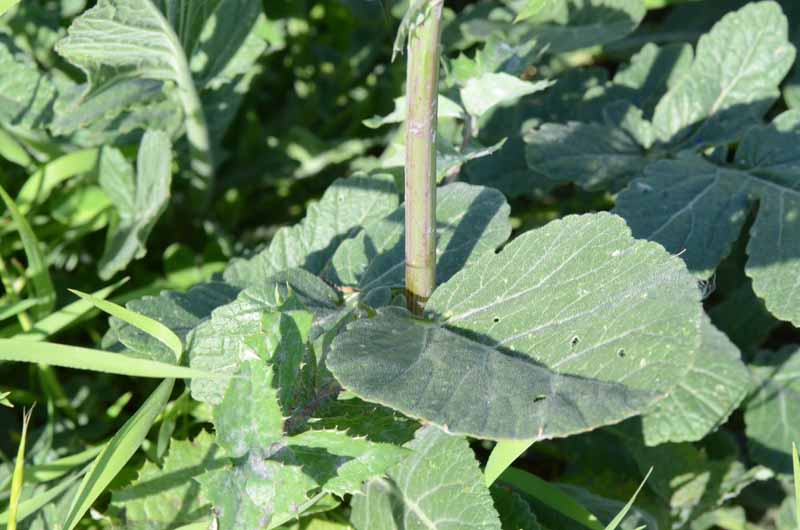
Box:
363;95;464;129
111;430;224;529
328;307;653;440
0;339;216;378
70;288;182;361
0;183;55;318
613;156;750;279
284;429;410;497
63;378;175;530
56;0;213;179
98;129;173;279
650;1;795;147
519;0;646;54
224;174;399;287
108;281;239;364
323;183;511;295
617;109;800;324
610;42;693;118
309;396;419;445
198;454;317;530
515;0;552;23
351;426;502;530
485;440;534;487
490;486;542;530
525;121;647;191
0;37;55;131
745;346;800;474
460;74;551;118
189;276;334;406
330;213;701;439
432;214;699;422
640;316;749;445
497;467;603;530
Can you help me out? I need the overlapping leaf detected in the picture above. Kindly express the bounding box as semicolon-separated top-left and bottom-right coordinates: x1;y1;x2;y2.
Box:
323;183;511;296
224;173;399;287
640;316;750;445
745;346;800;475
329;213;703;440
351;426;502;530
616;110;800;324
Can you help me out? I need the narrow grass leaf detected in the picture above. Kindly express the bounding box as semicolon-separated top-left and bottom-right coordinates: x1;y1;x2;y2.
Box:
500;467;603;530
20;279;127;341
604;467;652;530
16;148;101;211
0;299;43;323
7;407;34;530
0;391;11;408
69;288;182;361
485;439;534;487
0;183;55;317
62;379;175;530
0;340;216;378
0;0;20;17
0;469;84;525
793;442;800;529
0;129;31;169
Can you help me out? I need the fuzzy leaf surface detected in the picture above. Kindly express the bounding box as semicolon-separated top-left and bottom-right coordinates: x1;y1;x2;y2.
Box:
351;426;502;530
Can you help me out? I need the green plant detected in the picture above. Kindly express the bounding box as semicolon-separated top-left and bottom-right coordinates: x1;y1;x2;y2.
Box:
3;0;800;529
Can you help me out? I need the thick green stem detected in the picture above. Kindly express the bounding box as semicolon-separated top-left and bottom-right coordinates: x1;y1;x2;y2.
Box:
405;0;443;315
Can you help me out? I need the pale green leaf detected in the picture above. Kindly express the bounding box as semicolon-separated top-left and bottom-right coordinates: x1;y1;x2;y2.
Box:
70;288;182;362
15;148;100;212
0;183;55;318
0;339;216;378
640;316;749;445
111;431;223;529
794;442;800;528
460;74;551;118
284;429;410;497
7;408;33;530
63;378;175;530
98;129;173;279
363;95;464;129
520;0;646;54
323;183;511;295
351;426;502;530
0;38;55;131
0;0;20;17
650;1;795;146
485;440;534;487
55;0;213;178
224;174;399;287
745;346;800;475
0;471;84;526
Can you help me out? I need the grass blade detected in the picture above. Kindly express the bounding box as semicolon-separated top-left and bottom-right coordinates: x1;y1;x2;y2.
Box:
0;299;43;322
19;279;127;341
0;182;55;318
62;379;175;530
793;442;799;529
0;128;32;169
500;467;604;530
16;148;101;211
0;391;11;407
0;339;217;379
0;469;84;525
69;288;182;362
604;467;652;530
485;439;534;487
7;407;34;530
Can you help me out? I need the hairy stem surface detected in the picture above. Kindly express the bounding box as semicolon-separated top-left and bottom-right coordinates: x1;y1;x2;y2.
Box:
405;0;443;315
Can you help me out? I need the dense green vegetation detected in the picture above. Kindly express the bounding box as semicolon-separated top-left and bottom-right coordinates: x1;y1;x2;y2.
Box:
2;0;800;529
